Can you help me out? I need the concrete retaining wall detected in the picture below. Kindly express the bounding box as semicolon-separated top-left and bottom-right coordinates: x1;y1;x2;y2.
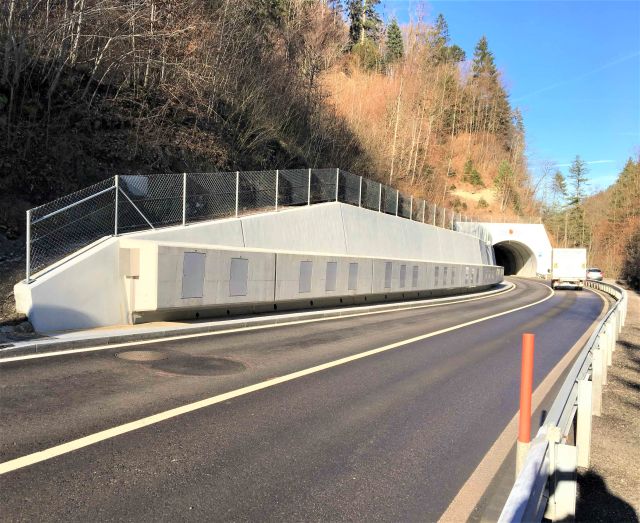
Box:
117;239;502;324
15;202;503;332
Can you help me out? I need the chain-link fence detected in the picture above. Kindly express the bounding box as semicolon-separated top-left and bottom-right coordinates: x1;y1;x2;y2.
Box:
25;168;485;281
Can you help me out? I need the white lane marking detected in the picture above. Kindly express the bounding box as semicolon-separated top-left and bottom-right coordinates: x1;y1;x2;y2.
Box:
439;285;607;522
0;283;517;364
0;283;553;475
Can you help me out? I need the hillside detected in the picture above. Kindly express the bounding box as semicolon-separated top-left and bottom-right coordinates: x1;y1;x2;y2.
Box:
0;0;536;322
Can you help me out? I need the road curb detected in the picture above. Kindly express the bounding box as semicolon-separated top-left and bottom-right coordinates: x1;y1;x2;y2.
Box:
0;283;514;360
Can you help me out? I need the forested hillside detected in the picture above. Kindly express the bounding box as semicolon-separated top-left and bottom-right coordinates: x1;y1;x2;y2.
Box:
0;0;540;320
0;0;533;241
542;156;640;287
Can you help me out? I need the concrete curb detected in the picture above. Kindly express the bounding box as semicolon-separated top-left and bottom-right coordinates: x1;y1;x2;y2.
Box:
0;283;514;360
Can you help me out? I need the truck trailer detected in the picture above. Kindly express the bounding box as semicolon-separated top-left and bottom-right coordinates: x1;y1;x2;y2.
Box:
551;248;587;290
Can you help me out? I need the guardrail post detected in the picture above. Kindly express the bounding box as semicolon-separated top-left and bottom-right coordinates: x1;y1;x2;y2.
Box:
395;190;399;216
275;169;279;211
235;171;239;217
378;183;382;212
592;348;603;416
576;378;592;467
307;168;311;205
422;200;426;223
600;327;609;386
358;176;362;207
409;196;413;220
335;168;340;202
516;333;535;477
547;438;578;521
114;175;119;235
182;173;186;226
25;209;31;283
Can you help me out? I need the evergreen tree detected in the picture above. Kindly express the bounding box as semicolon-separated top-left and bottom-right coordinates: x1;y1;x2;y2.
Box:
565;155;590;246
347;0;382;47
385;18;404;63
472;35;497;78
567;155;589;205
428;14;465;63
433;14;449;49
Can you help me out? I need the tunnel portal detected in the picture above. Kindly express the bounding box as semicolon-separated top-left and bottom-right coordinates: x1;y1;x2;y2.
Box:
493;240;537;277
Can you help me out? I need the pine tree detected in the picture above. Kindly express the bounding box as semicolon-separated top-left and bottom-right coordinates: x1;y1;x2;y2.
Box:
346;0;381;47
567;155;589;206
428;14;465;64
472;35;498;78
385;18;403;63
565;155;590;246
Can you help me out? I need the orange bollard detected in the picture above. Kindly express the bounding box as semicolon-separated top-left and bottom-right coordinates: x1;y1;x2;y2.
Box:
516;333;535;477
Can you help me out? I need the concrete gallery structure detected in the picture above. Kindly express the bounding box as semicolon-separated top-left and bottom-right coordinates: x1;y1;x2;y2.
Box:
15;202;504;332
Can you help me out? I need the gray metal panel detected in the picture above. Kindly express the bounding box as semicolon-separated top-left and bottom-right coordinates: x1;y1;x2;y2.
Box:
348;262;358;291
325;261;337;291
412;265;419;288
384;262;392;289
229;257;249;296
181;252;206;299
299;261;313;293
399;264;407;288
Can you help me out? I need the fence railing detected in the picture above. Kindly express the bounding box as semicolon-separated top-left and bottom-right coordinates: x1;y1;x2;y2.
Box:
25;168;485;282
499;280;628;522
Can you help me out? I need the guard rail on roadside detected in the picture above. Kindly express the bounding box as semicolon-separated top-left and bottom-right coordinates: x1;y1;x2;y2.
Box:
499;280;628;522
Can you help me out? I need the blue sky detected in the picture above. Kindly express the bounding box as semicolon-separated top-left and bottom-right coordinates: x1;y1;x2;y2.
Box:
383;1;640;194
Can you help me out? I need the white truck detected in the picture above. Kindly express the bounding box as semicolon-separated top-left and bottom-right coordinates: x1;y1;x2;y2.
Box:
551;248;587;290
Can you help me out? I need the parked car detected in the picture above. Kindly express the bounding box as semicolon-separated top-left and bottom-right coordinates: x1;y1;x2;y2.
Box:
586;267;604;281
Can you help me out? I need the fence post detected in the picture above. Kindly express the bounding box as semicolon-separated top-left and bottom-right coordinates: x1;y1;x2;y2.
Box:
335;168;339;202
378;183;382;212
25;209;31;283
182;173;186;226
235;171;239;217
275;169;279;211
307;168;311;205
422;200;426;223
409;196;413;220
395;190;399;216
358;176;362;207
114;176;119;236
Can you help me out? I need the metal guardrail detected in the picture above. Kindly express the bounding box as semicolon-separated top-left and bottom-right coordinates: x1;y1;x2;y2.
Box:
499;280;628;522
25;169;489;282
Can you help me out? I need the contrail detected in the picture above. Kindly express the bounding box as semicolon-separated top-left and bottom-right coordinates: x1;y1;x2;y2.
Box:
513;51;640;102
555;160;615;167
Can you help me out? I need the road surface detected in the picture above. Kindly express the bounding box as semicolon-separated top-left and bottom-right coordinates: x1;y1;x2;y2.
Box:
0;279;604;521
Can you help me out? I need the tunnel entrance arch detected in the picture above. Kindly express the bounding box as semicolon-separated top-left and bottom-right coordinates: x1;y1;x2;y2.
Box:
493;240;537;276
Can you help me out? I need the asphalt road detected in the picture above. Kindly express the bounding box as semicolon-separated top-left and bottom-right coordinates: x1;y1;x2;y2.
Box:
0;279;604;521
